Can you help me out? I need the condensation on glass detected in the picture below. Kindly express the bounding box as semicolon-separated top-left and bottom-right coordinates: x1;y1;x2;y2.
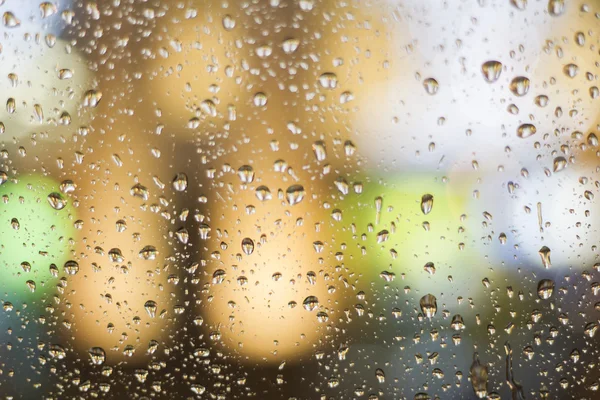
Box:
0;0;599;399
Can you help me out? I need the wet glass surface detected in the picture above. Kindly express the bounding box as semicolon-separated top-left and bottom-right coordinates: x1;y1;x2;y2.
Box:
1;0;600;398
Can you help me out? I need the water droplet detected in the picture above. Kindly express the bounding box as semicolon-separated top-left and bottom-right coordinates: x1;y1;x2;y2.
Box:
172;173;188;191
47;193;67;210
585;322;598;338
200;99;217;117
344;140;356;156
481;61;503;83
144;300;157;318
83;90;103;108
451;314;465;330
538;246;551;268
222;14;236;30
89;347;106;365
212;269;226;284
510;77;530;96
253;92;268;107
255;185;272;201
199;224;211;240
282;38;300;54
548;0;565;16
340;91;354;104
419;294;437;319
139;245;158;260
33;104;44;123
286;185;305;205
6;98;16;114
510;0;527;10
553;156;567;172
26;280;36;292
423;78;439;95
303;296;319;311
175;228;189;244
312;141;327;161
535;95;549;107
537;279;555;299
299;0;315;11
64;260;79;276
2;12;20;28
130;183;149;200
237;165;255;184
424;262;436;275
470;353;489;398
108;248;124;263
376;230;389;243
319;72;338;89
517;124;536;138
421;194;434;215
241;238;254;255
563;63;579;78
256;45;272;59
39;2;58;18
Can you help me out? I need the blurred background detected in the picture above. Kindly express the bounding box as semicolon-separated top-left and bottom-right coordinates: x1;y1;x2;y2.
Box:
1;0;600;398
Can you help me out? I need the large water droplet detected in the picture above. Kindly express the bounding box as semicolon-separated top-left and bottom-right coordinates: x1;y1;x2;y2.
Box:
286;185;305;205
537;279;555;299
517;124;536;138
419;294;437;318
47;192;67;210
548;0;565;16
423;78;439;95
510;77;530;96
303;296;319;311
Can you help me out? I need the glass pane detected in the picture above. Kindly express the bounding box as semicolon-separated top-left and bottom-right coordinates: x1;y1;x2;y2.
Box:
0;0;598;398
